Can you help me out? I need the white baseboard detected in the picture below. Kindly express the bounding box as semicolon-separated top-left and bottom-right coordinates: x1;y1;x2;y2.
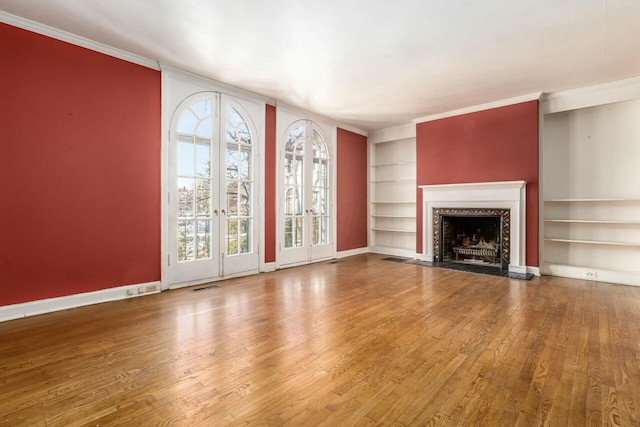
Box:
527;266;541;276
336;247;369;258
0;281;161;323
168;269;262;290
509;265;528;275
414;253;431;262
261;262;276;272
368;246;416;259
543;263;640;287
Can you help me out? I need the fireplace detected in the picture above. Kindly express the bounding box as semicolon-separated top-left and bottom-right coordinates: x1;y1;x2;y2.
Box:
433;208;510;269
419;181;527;274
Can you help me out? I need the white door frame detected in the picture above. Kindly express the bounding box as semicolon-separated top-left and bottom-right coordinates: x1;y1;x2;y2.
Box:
275;106;337;269
161;66;266;290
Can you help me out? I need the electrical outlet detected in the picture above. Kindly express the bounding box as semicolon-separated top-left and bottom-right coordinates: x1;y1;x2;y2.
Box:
127;289;136;296
584;270;598;279
138;286;145;294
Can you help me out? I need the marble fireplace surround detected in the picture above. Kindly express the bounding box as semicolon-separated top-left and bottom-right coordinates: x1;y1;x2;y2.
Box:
419;181;527;274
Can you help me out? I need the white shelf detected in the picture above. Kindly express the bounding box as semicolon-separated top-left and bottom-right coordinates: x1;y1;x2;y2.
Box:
545;198;640;202
372;228;416;233
371;214;416;218
370;161;416;168
544;219;640;225
544;238;640;247
371;200;416;204
370;134;416;255
542;101;640;287
372;178;417;183
544;262;639;272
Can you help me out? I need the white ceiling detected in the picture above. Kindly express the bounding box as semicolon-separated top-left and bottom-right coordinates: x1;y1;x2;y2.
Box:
2;0;640;131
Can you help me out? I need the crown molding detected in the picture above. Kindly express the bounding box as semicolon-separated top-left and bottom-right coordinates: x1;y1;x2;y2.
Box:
159;63;274;106
413;93;543;124
540;76;640;114
275;101;342;130
369;122;416;144
0;11;159;70
337;123;368;137
275;102;368;137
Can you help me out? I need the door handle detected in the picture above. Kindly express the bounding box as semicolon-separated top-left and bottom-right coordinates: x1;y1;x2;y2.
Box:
214;209;218;215
221;209;226;215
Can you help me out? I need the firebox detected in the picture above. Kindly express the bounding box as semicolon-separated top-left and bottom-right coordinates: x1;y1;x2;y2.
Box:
433;208;510;270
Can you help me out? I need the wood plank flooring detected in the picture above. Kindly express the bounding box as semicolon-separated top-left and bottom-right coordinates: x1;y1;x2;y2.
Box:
2;253;640;426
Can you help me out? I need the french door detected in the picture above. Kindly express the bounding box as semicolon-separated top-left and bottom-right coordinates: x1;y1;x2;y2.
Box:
167;92;259;287
278;114;335;267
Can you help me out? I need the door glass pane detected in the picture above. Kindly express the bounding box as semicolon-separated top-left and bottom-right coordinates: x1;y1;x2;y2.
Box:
196;220;211;259
195;179;211;217
196;140;211;177
226;106;252;145
294;217;304;247
196;117;213;138
313;189;325;215
284;216;304;249
240;219;250;253
227;181;238;216
178;178;195;219
285;126;304;155
178;220;195;262
178;110;197;134
313;130;328;159
191;99;212;118
321;188;328;215
226;144;239;179
285;186;303;215
177;139;195;176
313;216;320;245
227;219;238;255
313;159;328;187
239;183;251;216
312;216;329;246
240;146;251;180
285;154;303;185
320;216;328;245
285;217;293;248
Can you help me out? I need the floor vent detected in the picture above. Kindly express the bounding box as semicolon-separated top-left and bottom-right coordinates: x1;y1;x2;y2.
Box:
191;284;220;292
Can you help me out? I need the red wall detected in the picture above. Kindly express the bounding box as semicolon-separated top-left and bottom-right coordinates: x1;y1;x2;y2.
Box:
264;105;276;263
0;24;161;306
416;101;539;266
337;129;368;251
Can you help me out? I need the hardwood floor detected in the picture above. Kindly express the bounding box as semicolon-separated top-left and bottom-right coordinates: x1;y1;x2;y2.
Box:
2;253;640;426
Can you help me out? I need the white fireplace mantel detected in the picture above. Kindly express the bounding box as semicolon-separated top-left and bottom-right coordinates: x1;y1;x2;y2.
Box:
419;181;527;274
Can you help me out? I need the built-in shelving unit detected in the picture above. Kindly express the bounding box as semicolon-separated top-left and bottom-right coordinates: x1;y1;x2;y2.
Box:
542;99;640;286
368;125;417;257
542;199;640;285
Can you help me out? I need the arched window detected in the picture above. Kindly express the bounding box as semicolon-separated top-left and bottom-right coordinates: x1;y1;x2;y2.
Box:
279;118;334;267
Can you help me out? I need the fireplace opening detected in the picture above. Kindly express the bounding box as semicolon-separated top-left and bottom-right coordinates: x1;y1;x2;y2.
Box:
433;208;510;270
441;215;501;267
